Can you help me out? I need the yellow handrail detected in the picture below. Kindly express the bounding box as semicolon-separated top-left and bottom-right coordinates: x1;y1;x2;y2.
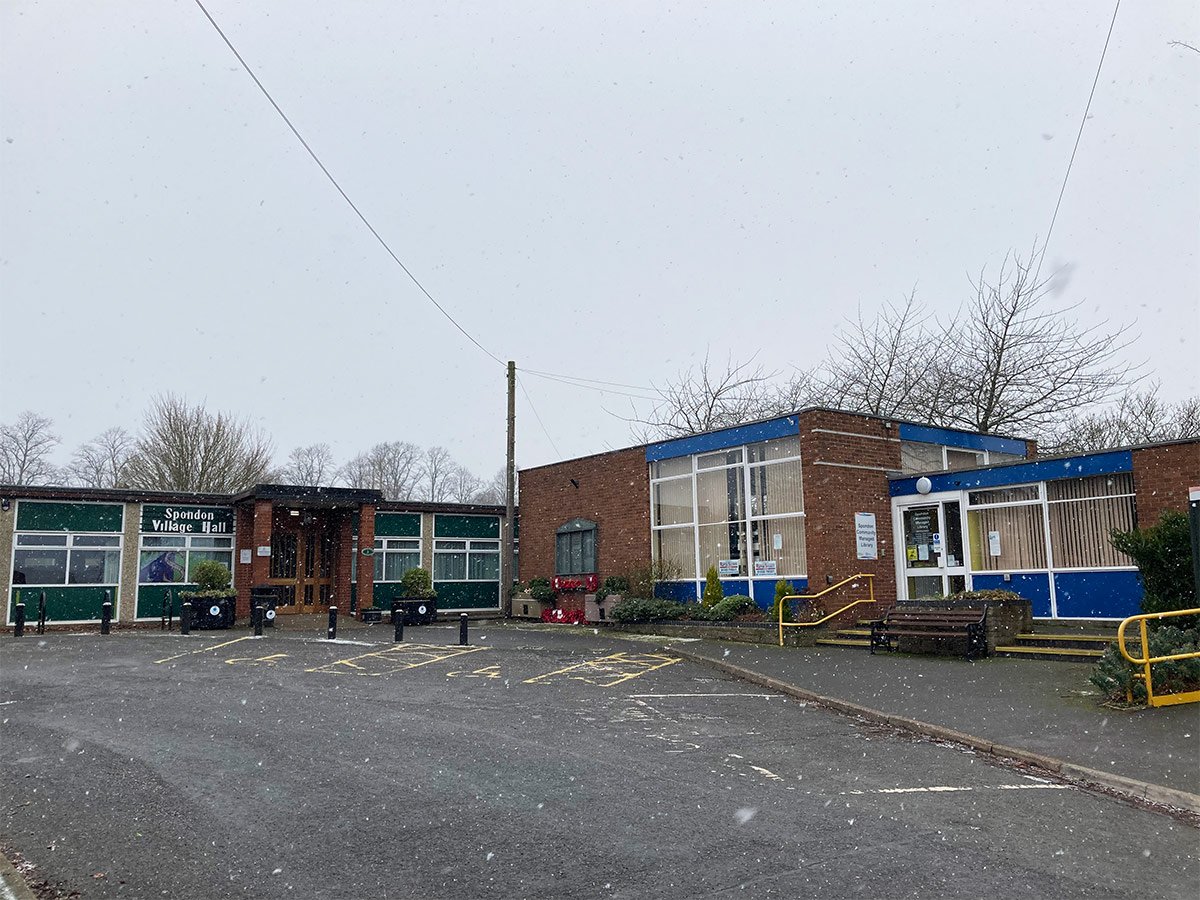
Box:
778;574;876;646
1116;608;1200;708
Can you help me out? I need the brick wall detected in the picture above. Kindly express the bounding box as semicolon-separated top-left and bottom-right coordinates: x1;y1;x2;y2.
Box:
518;447;651;611
1132;441;1200;526
797;409;902;608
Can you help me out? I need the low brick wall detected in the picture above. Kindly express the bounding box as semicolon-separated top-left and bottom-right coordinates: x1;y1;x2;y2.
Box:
607;621;785;645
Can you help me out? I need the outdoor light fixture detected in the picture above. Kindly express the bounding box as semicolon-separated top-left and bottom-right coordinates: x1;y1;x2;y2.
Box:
0;498;9;512
916;476;932;495
289;509;301;516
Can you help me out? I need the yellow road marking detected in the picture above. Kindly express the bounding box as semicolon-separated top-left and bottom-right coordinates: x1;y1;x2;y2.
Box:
305;642;485;676
223;653;289;667
524;652;680;687
154;635;256;664
447;664;502;679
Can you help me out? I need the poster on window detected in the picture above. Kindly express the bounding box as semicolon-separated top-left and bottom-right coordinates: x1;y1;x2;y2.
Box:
753;560;777;577
854;512;877;560
718;558;740;576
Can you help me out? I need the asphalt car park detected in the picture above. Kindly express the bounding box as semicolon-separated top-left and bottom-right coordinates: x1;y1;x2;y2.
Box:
1;624;1196;899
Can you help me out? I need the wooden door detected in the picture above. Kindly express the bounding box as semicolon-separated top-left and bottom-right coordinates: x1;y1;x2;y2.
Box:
269;514;333;613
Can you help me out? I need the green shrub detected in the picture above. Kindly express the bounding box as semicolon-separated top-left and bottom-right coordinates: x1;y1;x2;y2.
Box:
701;566;724;608
626;560;683;599
190;560;231;593
400;567;436;599
1110;511;1196;615
609;597;686;623
944;589;1026;603
1090;625;1200;703
770;580;795;623
595;576;629;602
528;577;556;603
691;594;756;622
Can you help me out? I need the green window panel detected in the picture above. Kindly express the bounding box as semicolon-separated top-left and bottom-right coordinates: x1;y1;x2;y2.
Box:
135;584;197;620
16;501;123;533
9;586;115;624
375;513;421;537
433;581;500;610
434;514;499;539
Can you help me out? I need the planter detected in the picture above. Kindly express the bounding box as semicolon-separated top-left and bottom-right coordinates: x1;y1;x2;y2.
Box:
512;596;553;619
179;592;236;629
389;597;438;626
586;592;620;624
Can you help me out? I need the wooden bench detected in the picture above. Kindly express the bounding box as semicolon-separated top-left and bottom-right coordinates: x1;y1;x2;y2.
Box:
870;607;988;660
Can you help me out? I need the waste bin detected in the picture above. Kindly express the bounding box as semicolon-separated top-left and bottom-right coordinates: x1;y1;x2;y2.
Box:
188;596;235;629
250;585;283;628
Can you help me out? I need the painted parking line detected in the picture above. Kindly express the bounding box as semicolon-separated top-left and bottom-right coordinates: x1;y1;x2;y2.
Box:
524;651;681;687
305;642;486;677
154;635;258;664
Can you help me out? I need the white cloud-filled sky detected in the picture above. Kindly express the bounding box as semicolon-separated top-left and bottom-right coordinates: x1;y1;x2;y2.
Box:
2;0;1197;479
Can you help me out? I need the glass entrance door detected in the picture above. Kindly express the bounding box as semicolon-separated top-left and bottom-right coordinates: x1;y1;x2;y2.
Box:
269;513;333;613
899;499;967;600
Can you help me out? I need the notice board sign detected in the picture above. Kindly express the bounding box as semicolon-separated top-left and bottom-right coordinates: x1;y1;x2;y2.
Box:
855;512;878;560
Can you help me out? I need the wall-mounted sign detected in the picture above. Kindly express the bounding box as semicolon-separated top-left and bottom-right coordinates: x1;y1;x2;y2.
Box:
141;504;233;535
256;545;271;557
753;560;778;577
240;549;252;565
361;548;375;557
718;559;740;576
854;512;877;560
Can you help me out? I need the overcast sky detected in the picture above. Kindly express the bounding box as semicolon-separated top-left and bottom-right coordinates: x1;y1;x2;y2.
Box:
2;0;1197;481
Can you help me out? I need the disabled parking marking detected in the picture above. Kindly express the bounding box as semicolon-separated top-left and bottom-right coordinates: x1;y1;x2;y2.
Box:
304;642;486;677
154;635;258;664
224;653;289;667
446;664;502;679
524;652;681;687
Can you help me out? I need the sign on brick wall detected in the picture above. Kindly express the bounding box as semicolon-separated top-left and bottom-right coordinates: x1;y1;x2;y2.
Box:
854;512;877;560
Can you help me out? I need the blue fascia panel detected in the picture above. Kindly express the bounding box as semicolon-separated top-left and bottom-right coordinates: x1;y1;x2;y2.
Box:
645;416;800;462
889;450;1133;497
1053;571;1142;619
753;577;806;609
970;573;1053;617
898;423;1028;456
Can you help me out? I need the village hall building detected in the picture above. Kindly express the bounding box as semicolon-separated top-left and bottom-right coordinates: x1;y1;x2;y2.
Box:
2;484;507;627
517;407;1198;621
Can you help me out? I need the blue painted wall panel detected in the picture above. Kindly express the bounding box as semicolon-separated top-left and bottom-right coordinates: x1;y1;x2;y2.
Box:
752;578;806;609
1053;571;1142;619
646;416;799;462
890;450;1133;497
970;573;1053;617
898;423;1028;456
655;581;700;602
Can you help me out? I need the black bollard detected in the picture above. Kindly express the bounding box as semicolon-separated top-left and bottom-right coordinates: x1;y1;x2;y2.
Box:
166;590;174;632
253;604;264;637
100;591;112;635
327;605;338;641
37;591;46;634
180;600;192;635
393;602;404;643
13;602;25;638
459;612;469;646
161;594;169;630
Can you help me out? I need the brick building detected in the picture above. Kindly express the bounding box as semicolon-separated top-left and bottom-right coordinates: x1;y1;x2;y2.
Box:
518;407;1198;621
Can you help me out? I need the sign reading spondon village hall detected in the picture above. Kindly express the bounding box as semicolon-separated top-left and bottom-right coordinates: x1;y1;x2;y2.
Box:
140;505;234;535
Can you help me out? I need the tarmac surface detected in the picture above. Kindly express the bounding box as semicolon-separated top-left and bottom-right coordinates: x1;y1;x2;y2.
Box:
0;619;1197;899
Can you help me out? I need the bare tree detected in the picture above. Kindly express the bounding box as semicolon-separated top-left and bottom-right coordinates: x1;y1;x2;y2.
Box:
70;427;135;488
941;251;1134;435
472;467;510;505
0;411;62;485
280;443;335;486
421;445;456;502
445;464;483;503
338;441;423;500
124;395;274;493
1044;387;1200;454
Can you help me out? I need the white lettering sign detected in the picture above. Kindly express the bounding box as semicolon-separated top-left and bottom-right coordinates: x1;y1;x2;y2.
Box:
988;530;1002;557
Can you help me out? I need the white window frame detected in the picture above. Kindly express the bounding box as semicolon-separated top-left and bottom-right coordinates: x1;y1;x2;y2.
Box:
433;538;500;583
373;537;423;582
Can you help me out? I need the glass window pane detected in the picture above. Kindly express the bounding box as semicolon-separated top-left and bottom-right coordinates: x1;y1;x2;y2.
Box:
652;457;691;478
652;478;693;526
13;549;68;585
747;435;800;463
469;552;500;581
17;534;68;546
697;449;742;469
436;540;467;550
374;553;384;581
189;536;232;549
140;550;185;583
969;486;1039;505
73;535;120;547
434;552;467;581
946;448;985;471
384;551;420;581
900;442;944;473
653;527;696;581
967;506;1047;571
752;517;806;577
187;551;232;581
469;540;498;551
69;549;120;584
141;535;185;548
698;522;747;576
748;458;803;517
387;539;420;550
902;506;941;569
1046;473;1134;502
1049;496;1136;568
696;468;745;524
374;539;384;550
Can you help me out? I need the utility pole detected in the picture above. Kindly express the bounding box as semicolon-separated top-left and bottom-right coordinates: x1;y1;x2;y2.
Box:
504;360;517;617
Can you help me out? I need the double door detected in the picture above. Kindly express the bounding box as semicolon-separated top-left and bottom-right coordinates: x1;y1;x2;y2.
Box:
269;515;334;613
895;496;968;600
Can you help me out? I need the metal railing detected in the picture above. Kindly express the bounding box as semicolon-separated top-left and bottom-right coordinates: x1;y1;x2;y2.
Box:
1116;608;1200;708
778;574;876;646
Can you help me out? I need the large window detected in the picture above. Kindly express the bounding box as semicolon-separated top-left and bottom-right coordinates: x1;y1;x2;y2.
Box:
650;434;806;581
15;533;121;586
374;538;421;581
1047;474;1135;569
139;534;234;583
555;519;597;575
434;539;499;581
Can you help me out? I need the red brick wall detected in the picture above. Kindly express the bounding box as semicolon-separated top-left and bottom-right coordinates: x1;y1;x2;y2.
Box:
234;505;255;617
1132;442;1200;526
519;447;651;611
797;410;902;608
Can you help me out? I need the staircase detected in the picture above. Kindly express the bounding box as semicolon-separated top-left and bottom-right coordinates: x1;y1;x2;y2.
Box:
815;618;1118;661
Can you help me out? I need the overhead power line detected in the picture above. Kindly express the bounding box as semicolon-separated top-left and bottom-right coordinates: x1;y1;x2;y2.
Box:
191;0;504;367
515;376;562;457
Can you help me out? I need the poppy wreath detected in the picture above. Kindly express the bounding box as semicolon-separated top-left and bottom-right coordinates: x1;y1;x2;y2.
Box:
541;607;588;625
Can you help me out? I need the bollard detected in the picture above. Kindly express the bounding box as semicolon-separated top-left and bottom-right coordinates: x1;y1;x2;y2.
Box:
393;601;404;643
327;605;338;641
100;591;112;635
14;602;25;638
459;612;469;646
167;590;174;632
37;591;46;635
180;600;192;635
253;604;264;637
161;594;169;630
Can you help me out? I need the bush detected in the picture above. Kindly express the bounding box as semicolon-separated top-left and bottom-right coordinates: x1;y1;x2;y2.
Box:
1110;511;1196;615
944;589;1026;604
400;567;436;599
701;566;724;608
1090;625;1200;704
626;560;683;599
691;594;756;622
528;577;556;603
595;575;629;602
770;580;795;623
609;597;687;623
190;560;231;593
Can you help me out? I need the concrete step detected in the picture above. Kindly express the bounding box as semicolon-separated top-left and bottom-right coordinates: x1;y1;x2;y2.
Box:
1012;632;1114;651
835;628;872;638
815;637;870;648
993;645;1104;662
